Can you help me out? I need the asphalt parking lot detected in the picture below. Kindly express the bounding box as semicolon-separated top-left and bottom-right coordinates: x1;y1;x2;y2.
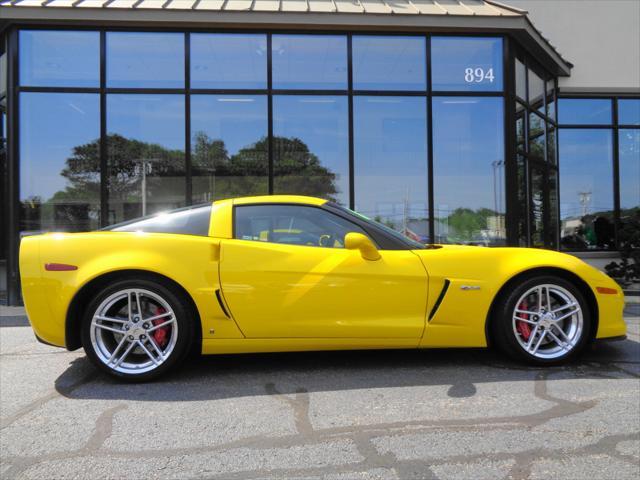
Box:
1;303;639;480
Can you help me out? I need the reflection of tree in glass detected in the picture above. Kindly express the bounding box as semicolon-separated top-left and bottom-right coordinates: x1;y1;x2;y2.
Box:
444;207;504;243
38;133;338;226
192;132;338;201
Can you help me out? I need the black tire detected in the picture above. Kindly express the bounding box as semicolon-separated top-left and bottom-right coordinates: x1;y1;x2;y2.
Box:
492;274;593;366
81;277;195;382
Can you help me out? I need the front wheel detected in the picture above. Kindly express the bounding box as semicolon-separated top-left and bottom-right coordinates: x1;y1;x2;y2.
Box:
81;278;194;381
493;275;593;365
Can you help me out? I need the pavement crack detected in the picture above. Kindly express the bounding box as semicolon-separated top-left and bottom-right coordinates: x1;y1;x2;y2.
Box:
84;404;128;452
265;382;314;436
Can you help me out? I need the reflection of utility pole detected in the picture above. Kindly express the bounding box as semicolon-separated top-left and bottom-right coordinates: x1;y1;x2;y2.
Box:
578;191;592;217
402;188;409;235
491;160;504;216
135;160;154;216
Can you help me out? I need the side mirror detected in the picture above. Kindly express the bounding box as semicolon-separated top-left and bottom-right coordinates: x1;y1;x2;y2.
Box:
344;232;381;261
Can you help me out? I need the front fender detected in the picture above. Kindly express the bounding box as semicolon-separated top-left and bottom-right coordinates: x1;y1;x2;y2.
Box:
414;247;625;347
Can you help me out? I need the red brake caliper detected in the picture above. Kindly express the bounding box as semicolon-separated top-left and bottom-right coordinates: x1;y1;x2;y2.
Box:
152;306;170;348
516;300;532;341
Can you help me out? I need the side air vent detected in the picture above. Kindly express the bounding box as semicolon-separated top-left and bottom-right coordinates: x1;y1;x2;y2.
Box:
428;279;451;321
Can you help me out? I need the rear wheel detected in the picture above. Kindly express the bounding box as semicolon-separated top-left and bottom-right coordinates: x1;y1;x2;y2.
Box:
81;278;194;381
493;275;593;365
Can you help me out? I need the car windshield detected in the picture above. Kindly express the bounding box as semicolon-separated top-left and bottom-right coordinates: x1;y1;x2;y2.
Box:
331;204;426;250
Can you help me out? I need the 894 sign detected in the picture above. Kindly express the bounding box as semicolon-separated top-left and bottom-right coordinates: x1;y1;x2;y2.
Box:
464;67;495;83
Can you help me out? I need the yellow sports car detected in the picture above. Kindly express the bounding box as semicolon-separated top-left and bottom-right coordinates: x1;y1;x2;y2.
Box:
20;195;626;381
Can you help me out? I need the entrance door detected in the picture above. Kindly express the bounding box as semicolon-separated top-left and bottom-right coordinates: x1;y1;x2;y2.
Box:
219;204;428;339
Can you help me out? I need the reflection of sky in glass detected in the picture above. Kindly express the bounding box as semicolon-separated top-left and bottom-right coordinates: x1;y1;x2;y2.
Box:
190;34;267;89
619;129;640;209
272;35;347;90
558;99;612;125
107;94;185;150
618;99;640;126
191;95;267;155
352;36;426;91
273;96;349;205
107;32;184;88
19;30;100;87
20;93;100;200
432;97;504;214
431;37;503;92
559;129;613;219
354;97;428;237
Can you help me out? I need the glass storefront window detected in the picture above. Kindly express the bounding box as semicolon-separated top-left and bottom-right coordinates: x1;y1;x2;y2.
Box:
516;154;528;246
528;69;545;114
558;98;612;125
431;37;503;92
352;36;426;91
432;97;505;245
190;34;267;90
106;94;185;224
515;58;526;100
273;96;349;205
559;129;614;250
20;92;100;233
516;102;526;152
619;129;640;211
354;97;428;242
529;168;546;248
546;80;556;120
19;30;99;87
547;125;557;164
528;112;545;163
272;35;347;90
1;51;7;96
190;95;268;203
548;169;559;249
106;32;184;88
618;99;640;126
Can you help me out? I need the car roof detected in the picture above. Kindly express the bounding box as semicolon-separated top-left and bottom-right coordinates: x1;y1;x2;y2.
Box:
214;195;328;207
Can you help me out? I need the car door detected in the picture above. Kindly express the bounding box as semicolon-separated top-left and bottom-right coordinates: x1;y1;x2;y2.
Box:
218;204;428;339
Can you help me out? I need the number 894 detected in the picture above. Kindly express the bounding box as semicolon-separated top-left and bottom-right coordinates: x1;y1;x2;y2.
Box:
464;67;495;83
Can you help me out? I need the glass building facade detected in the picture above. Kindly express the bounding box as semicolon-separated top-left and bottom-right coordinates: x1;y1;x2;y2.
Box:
1;26;638;304
11;30;510;246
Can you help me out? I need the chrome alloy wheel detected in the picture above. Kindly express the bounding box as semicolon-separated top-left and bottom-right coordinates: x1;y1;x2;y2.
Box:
512;284;584;360
90;288;178;375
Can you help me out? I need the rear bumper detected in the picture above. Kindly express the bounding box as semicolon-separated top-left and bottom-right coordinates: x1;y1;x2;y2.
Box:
20;235;67;348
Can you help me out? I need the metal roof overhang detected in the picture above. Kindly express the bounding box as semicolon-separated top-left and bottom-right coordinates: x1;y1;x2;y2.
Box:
0;6;572;76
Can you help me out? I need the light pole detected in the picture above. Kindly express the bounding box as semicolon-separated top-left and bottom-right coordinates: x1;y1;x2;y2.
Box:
134;160;154;216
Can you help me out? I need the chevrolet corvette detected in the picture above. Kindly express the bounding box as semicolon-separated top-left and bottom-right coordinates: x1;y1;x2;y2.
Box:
19;195;626;381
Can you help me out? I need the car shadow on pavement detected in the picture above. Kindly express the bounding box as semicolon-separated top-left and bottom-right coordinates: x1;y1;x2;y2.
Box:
54;337;639;403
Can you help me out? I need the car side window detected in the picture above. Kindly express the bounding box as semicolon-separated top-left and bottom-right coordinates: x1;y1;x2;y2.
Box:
234;205;370;248
107;205;212;236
